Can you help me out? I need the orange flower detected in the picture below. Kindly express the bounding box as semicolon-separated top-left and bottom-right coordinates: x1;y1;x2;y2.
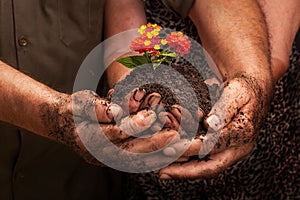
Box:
131;24;191;56
166;32;191;56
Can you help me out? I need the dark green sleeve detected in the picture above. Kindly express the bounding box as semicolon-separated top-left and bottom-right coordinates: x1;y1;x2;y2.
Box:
161;0;195;17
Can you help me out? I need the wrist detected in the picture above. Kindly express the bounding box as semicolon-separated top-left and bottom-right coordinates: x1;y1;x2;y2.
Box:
38;91;72;139
223;63;274;92
227;72;274;115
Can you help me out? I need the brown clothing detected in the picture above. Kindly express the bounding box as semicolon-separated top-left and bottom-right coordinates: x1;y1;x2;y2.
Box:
0;1;123;199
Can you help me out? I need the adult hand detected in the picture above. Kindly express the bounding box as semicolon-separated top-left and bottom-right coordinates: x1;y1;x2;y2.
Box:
108;87;200;132
43;90;179;168
0;61;178;169
158;74;273;179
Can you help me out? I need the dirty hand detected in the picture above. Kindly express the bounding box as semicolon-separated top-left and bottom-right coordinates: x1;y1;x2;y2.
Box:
158;74;273;179
43;90;179;169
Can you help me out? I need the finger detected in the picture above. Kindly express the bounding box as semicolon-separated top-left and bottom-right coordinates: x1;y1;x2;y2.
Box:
100;123;132;143
100;150;180;173
159;142;254;180
170;105;200;132
204;77;222;86
95;101;124;123
140;92;163;109
209;105;255;154
107;88;114;99
163;102;254;158
164;107;254;159
118;128;180;153
162;138;191;157
204;80;251;131
162;135;207;158
86;98;112;122
76;121;131;149
119;109;157;136
151;122;164;132
196;107;205;122
72;90;121;123
127;88;147;113
158;112;180;130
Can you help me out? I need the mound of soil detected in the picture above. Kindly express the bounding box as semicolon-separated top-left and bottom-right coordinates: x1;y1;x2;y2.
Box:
111;60;221;135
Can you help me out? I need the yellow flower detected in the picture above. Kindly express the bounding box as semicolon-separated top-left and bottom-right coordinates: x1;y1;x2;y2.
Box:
144;40;151;46
161;39;168;45
154;44;160;50
147;23;153;28
138;24;147;34
147;32;154;39
153;30;160;36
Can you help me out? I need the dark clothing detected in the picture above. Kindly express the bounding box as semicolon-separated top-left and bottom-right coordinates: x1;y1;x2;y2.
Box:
0;1;124;200
161;0;194;17
126;1;300;199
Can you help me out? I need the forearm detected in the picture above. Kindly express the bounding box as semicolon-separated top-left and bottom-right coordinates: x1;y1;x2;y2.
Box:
104;0;146;37
104;0;147;88
189;0;272;84
258;0;300;81
0;60;65;137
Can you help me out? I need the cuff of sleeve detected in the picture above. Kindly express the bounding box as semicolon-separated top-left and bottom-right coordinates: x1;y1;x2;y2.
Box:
161;0;195;18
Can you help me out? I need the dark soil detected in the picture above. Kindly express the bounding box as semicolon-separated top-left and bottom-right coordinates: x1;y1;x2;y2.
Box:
111;60;221;136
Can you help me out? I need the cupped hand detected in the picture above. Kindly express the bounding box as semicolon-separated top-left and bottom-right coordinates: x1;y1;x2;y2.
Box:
43;90;179;168
109;87;200;132
158;74;273;179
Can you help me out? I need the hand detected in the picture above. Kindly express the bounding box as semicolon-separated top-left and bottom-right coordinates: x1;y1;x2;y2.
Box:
42;90;179;169
109;87;201;132
159;74;273;179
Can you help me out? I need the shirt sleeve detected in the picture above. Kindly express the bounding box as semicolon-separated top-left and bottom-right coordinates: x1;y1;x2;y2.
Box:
161;0;195;18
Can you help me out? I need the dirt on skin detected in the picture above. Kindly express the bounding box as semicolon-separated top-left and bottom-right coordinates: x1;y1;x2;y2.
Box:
111;60;221;136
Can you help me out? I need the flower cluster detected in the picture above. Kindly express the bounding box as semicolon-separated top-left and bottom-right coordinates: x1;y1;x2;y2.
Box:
130;23;166;55
118;23;191;69
166;32;191;56
130;23;190;56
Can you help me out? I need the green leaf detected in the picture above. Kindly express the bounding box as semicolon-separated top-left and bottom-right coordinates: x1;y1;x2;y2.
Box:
117;55;150;69
159;50;179;58
152;59;163;69
152;62;161;70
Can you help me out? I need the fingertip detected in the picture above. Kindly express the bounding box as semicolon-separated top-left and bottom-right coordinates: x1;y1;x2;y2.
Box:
204;114;222;131
196;108;205;121
159;173;172;180
133;88;146;102
108;104;123;121
163;147;177;156
107;89;114;99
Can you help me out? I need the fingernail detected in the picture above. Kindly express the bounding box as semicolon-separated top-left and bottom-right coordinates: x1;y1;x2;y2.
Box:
109;104;123;121
206;114;221;131
160;174;172;180
133;89;146;102
147;93;162;107
163;147;177;156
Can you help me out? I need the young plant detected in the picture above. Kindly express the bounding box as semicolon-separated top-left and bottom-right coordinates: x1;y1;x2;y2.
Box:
117;23;191;69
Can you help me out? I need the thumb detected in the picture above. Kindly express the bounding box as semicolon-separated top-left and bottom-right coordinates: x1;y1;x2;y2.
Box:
119;109;157;136
204;80;250;131
72;90;123;123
